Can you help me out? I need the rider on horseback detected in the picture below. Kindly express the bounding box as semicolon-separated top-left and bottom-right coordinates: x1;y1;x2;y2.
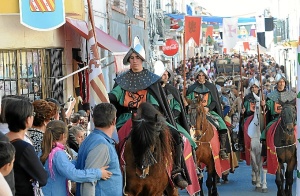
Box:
239;77;261;152
108;40;189;189
260;72;296;163
186;68;229;160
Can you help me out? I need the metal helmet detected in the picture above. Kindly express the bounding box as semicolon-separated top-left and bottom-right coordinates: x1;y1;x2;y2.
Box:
123;38;146;65
248;77;260;89
195;67;209;79
154;61;174;81
275;72;287;84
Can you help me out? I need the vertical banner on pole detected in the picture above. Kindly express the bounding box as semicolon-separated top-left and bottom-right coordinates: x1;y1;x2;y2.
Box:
296;17;300;194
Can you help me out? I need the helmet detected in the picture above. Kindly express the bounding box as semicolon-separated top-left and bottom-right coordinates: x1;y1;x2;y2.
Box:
123;38;146;65
195;67;208;79
248;77;260;89
153;61;174;81
275;72;287;83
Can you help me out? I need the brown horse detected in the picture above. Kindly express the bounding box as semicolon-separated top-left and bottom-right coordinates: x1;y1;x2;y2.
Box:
273;101;296;196
122;103;178;196
190;96;219;196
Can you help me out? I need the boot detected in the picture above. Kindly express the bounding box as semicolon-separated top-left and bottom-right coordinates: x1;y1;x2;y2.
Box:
219;132;229;160
172;143;188;189
261;140;267;166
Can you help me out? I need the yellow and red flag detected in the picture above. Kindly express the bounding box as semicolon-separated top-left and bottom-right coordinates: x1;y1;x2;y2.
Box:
87;0;109;106
184;16;201;46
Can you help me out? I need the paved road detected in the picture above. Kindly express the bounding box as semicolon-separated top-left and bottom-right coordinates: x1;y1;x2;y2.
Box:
179;160;296;195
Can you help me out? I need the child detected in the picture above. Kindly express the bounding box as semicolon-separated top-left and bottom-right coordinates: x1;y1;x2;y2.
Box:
40;120;112;196
0;141;15;196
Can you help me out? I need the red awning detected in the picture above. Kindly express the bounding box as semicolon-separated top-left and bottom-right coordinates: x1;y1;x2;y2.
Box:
66;18;129;53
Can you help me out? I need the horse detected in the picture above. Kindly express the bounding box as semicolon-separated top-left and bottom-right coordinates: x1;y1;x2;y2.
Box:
246;92;267;192
189;96;219;196
122;108;178;196
273;100;296;196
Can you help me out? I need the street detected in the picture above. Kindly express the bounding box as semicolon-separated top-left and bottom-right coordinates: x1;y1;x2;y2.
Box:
179;160;296;196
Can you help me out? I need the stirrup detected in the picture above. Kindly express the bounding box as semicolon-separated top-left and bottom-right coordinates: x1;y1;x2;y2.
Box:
219;149;228;160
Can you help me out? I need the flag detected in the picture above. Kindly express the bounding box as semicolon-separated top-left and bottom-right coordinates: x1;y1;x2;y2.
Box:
206;25;213;38
223;18;238;51
256;16;274;49
250;24;256;37
243;42;250;51
87;0;109;107
184;16;201;45
186;5;193;16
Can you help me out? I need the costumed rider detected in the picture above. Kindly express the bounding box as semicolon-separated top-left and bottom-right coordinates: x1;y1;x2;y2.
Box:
239;77;261;152
260;72;296;161
186;67;229;160
108;40;190;189
158;65;197;150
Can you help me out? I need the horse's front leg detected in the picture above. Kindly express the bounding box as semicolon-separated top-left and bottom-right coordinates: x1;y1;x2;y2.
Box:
275;164;285;196
284;161;296;196
261;168;268;193
211;171;219;196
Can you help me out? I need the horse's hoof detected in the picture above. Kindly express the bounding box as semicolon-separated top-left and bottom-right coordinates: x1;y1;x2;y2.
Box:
261;188;268;193
252;181;256;185
216;182;221;186
255;187;262;192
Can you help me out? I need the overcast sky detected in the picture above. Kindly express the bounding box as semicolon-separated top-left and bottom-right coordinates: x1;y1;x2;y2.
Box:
198;0;271;17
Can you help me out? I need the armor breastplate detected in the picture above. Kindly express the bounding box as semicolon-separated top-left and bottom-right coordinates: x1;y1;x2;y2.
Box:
124;90;147;108
274;102;282;114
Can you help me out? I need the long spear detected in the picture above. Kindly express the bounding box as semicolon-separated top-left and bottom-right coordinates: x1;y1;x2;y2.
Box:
239;51;244;118
257;44;266;130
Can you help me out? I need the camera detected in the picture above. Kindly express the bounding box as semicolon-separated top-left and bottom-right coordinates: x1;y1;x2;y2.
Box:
67;95;74;102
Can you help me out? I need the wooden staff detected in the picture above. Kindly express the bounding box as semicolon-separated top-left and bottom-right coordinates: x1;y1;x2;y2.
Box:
182;31;187;97
239;52;244;119
257;44;266;130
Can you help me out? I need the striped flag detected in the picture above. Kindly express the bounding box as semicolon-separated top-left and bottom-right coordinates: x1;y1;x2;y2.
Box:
30;0;55;12
87;0;109;107
223;18;238;52
256;16;274;49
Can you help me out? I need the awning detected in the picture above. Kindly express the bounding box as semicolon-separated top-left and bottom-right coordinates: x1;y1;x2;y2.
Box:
66;18;129;53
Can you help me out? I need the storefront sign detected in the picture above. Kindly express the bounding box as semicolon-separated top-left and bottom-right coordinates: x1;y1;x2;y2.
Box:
162;39;179;56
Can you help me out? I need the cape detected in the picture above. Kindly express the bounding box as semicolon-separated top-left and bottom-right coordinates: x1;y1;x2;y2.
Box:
164;83;190;132
267;89;296;103
186;81;224;119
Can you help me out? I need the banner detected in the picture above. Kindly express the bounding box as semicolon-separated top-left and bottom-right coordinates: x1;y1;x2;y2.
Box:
256;16;274;49
223;18;238;51
184;16;201;46
87;0;109;107
243;42;250;51
19;0;65;31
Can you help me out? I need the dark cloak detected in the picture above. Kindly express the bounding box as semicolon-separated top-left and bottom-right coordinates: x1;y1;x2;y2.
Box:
186;81;224;119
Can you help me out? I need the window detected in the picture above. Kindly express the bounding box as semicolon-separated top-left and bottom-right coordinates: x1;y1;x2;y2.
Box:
0;49;64;102
156;0;161;9
111;0;126;13
134;0;146;19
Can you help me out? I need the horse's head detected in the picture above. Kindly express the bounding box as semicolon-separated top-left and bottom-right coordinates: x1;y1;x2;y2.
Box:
130;103;173;179
279;100;296;135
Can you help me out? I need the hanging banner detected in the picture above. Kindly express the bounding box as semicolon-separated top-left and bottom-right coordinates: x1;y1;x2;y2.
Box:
184;16;201;46
19;0;65;31
162;39;179;56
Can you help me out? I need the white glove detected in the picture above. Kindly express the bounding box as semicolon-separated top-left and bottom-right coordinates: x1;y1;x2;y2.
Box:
78;96;83;104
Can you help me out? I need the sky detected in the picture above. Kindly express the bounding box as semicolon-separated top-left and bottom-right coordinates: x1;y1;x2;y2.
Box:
197;0;271;17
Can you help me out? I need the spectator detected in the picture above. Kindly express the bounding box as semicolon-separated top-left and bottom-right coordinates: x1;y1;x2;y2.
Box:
40;120;110;196
0;141;15;196
67;126;85;153
5;99;47;195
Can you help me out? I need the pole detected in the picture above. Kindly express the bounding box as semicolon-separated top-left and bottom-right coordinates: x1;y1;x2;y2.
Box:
257;44;266;130
296;16;300;194
182;31;187;97
239;51;244;118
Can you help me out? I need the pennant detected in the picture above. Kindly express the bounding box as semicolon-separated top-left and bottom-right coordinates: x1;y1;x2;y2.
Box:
243;42;250;51
223;18;238;50
250;24;256;37
87;0;109;107
206;25;213;38
256;16;274;49
184;16;201;46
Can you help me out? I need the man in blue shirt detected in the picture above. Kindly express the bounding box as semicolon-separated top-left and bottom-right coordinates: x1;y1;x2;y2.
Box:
76;103;122;196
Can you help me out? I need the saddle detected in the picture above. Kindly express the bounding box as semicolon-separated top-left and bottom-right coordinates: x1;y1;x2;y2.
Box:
206;113;220;130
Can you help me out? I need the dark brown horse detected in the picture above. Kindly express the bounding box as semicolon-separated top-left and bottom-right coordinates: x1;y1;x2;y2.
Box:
274;101;296;196
190;96;219;196
122;103;178;196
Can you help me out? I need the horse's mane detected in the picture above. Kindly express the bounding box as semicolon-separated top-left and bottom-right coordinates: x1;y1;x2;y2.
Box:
130;111;173;169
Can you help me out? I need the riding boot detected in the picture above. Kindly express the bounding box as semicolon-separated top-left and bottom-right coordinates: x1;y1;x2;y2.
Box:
172;143;188;189
219;132;229;160
261;140;267;166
